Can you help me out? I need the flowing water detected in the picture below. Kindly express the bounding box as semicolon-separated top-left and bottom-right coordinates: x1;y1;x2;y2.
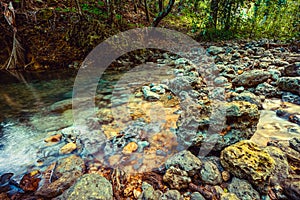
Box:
0;68;299;179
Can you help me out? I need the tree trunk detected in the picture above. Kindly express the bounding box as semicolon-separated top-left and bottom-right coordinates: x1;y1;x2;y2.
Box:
144;0;150;22
152;0;175;27
158;0;163;12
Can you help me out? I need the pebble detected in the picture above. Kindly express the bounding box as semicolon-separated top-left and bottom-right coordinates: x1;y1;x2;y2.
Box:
44;134;62;143
59;142;77;154
122;142;139;154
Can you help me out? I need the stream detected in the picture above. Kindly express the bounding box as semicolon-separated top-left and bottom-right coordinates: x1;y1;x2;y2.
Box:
0;62;299;181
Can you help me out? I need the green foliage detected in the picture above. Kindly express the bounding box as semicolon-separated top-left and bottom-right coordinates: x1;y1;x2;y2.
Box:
178;0;299;41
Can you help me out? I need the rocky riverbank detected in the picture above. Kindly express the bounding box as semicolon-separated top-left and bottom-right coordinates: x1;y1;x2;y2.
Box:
0;39;300;199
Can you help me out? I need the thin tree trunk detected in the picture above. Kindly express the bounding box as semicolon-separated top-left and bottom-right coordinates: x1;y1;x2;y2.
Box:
152;0;175;27
144;0;150;22
158;0;163;12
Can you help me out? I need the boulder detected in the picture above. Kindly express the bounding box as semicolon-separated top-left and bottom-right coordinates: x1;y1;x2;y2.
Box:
165;150;202;176
228;177;260;200
161;190;182;200
199;161;222;185
278;77;300;95
232;70;270;87
36;155;85;198
220;140;275;191
284;63;300;77
207;46;225;55
163;166;191;190
55;174;113;200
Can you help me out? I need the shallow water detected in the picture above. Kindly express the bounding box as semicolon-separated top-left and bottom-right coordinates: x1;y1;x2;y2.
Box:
0;68;299;178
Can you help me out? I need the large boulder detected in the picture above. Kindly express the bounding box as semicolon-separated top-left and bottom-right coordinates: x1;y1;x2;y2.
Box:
36;155;85;198
232;70;270;87
55;174;113;200
220;140;275;191
176;101;260;153
278;77;300;95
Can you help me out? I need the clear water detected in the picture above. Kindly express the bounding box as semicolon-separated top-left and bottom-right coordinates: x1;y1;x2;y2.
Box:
0;70;76;179
0;69;299;179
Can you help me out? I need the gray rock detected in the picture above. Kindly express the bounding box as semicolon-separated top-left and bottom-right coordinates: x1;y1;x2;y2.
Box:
190;192;206;200
264;146;289;185
36;155;85;198
214;77;229;86
283;180;300;200
232;70;270;87
165;150;202;176
284;62;300;77
49;99;72;113
175;58;189;65
272;59;289;66
289;137;300;153
57;174;113;200
235;86;245;93
200;161;222;185
231;91;262;109
139;182;162;200
207;46;225;55
228;177;260;200
269;69;281;81
255;82;280;98
220;193;240;200
278;77;300;95
282;92;300;105
163;166;191;190
161;190;182;200
142;86;160;101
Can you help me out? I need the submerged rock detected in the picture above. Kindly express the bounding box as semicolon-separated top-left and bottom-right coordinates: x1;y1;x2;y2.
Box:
289;137;300;153
220;140;275;191
228;177;260;200
49;99;72;113
176;100;260;153
142;86;160;101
